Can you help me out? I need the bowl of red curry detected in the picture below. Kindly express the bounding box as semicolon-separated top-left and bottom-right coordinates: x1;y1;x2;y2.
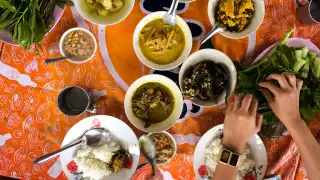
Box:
147;131;177;165
59;27;97;64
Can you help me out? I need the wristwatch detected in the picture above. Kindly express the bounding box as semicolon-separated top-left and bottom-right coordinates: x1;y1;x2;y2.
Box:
218;147;240;167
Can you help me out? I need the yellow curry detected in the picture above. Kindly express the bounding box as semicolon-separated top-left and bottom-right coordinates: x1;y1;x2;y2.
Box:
139;19;185;65
216;0;254;32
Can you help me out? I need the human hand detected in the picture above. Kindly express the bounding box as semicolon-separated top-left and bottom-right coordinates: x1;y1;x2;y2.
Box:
259;74;303;127
146;168;163;180
223;94;263;153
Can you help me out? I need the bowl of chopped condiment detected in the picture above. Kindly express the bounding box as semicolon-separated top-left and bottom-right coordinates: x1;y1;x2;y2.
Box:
124;75;183;133
74;0;135;26
147;131;177;165
133;11;193;70
179;49;237;107
60;28;97;64
207;0;265;39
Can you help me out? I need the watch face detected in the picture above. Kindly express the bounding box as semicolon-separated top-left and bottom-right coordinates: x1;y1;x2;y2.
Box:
230;153;239;166
220;150;231;163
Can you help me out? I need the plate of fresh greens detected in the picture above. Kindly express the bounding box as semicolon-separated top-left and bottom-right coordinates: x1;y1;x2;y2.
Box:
236;29;320;139
0;0;73;51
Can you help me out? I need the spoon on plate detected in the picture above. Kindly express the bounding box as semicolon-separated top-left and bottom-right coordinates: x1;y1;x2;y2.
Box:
163;0;180;26
45;55;75;64
33;127;110;164
139;135;157;176
217;63;230;109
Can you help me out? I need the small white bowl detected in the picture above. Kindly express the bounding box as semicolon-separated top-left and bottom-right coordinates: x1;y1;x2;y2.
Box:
147;131;177;165
124;75;183;133
59;28;97;64
74;0;135;26
208;0;265;39
179;49;237;107
133;11;193;70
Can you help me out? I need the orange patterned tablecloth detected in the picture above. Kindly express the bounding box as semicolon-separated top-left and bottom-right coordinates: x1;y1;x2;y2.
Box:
0;0;320;180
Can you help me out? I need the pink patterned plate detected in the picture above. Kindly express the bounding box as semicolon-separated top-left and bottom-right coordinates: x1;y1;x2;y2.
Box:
59;115;140;180
193;124;267;180
252;38;320;66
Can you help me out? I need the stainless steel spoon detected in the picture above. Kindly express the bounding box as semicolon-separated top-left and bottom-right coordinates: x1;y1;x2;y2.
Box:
139;135;156;176
200;24;226;45
33;127;110;164
163;0;180;26
45;55;75;64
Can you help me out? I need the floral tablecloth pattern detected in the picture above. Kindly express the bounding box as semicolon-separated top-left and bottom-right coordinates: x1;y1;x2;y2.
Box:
0;0;320;180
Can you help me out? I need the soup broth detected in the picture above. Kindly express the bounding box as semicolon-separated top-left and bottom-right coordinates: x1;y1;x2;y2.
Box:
139;19;185;64
131;82;174;128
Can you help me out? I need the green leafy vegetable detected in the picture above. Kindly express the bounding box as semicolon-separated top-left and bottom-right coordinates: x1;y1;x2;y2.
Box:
236;29;320;139
0;0;73;51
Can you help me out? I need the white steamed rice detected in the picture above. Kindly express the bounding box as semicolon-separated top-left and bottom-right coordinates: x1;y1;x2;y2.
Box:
74;142;120;180
205;137;256;180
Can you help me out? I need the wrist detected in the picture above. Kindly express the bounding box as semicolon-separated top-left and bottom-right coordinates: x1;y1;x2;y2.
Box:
222;137;245;153
282;116;304;129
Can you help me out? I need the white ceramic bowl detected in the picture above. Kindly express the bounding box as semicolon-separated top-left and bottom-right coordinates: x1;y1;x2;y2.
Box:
179;49;237;107
74;0;135;26
208;0;265;39
59;27;97;64
133;11;193;70
193;124;267;180
147;131;177;165
124;74;183;133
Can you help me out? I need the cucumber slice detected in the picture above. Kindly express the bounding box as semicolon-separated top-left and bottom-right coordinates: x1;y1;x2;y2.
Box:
293;58;306;72
301;47;309;59
312;58;320;78
295;50;303;59
301;56;310;78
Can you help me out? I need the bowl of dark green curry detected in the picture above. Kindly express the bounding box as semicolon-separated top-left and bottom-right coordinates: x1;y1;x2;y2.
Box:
179;49;237;107
124;75;183;132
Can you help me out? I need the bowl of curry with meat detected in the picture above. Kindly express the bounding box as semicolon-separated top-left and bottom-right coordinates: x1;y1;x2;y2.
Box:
133;11;193;70
124;75;183;133
208;0;265;39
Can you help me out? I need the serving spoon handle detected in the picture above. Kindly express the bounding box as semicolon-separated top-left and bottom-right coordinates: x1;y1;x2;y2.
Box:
45;55;75;64
200;24;226;45
163;0;180;26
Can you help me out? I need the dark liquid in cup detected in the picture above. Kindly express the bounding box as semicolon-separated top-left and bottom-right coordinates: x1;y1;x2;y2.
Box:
311;0;320;22
63;87;88;112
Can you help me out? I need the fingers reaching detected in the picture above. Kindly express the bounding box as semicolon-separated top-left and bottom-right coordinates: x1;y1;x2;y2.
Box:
260;89;274;105
256;114;263;133
284;74;296;88
234;94;244;110
297;79;303;90
249;99;258;116
267;74;290;88
259;82;281;96
241;94;253;110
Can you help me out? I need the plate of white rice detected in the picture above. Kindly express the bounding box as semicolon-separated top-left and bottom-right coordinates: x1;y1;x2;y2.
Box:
193;124;267;180
60;115;140;180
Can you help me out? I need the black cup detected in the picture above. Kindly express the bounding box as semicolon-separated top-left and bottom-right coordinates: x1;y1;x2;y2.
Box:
57;86;97;116
297;0;320;25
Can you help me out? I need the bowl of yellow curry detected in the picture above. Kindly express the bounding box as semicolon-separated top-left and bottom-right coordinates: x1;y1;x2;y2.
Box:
74;0;135;26
133;11;193;70
208;0;265;39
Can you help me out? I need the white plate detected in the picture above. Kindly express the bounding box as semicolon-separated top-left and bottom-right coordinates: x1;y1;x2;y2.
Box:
133;11;193;70
124;74;184;133
60;115;140;180
193;124;267;180
0;6;64;45
252;38;320;65
207;0;265;39
178;49;237;107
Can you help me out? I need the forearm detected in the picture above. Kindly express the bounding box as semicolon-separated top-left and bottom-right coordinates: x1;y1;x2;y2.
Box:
286;119;320;180
212;162;237;180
